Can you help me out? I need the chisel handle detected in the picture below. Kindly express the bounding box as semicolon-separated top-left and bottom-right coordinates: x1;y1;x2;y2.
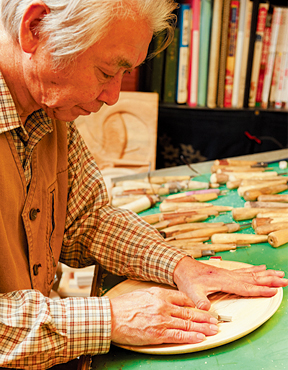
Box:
268;229;288;248
243;184;288;201
211;233;268;244
255;222;288;235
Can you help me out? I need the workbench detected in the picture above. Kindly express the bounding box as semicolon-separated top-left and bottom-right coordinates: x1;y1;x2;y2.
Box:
90;149;288;370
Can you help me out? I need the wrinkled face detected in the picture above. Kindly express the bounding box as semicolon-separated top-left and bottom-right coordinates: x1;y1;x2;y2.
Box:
24;17;153;121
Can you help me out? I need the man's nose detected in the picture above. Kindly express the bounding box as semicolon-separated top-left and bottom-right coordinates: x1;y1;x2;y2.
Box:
98;73;123;106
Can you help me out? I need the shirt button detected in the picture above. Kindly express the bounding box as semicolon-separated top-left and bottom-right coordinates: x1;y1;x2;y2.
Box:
33;264;41;276
29;208;40;221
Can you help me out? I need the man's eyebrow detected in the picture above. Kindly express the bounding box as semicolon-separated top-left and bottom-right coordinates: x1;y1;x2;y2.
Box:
117;58;133;69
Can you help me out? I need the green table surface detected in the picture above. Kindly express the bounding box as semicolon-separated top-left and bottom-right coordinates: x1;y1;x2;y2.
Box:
92;151;288;370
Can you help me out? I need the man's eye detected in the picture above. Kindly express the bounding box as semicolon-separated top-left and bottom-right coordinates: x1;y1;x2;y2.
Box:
102;71;113;79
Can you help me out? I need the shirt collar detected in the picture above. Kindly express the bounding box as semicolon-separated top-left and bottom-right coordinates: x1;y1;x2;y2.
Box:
0;69;53;135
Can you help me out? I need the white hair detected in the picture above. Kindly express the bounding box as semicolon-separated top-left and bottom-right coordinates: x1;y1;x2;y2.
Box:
0;0;178;68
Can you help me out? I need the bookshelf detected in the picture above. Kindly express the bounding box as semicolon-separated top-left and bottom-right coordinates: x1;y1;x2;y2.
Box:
121;0;288;168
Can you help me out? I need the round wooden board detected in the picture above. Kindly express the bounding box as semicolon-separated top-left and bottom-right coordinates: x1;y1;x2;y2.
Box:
105;260;283;355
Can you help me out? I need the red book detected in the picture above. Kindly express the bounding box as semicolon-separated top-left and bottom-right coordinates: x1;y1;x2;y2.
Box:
223;0;240;107
255;9;273;106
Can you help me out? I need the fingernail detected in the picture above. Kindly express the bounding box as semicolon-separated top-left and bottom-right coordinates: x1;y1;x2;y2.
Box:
210;324;219;333
210;317;218;324
196;333;206;342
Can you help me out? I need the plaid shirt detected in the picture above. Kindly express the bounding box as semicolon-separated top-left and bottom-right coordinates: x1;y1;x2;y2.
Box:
0;72;186;369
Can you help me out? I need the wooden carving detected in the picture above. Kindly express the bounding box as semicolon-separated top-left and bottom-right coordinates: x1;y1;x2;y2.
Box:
75;92;159;173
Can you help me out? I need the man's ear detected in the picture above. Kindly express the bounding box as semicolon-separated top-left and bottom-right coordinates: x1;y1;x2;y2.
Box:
19;1;50;53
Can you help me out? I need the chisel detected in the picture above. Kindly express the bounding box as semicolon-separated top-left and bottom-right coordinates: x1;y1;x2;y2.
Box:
211;233;268;244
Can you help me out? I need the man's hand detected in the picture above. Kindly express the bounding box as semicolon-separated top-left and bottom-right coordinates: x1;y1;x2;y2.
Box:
173;257;288;311
110;287;219;346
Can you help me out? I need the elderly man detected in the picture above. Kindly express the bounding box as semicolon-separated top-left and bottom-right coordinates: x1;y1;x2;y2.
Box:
0;0;287;369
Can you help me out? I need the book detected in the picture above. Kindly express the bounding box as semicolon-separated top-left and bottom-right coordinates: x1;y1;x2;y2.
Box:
217;0;232;107
163;27;180;103
150;32;166;99
176;4;192;104
255;6;273;107
207;0;224;108
274;8;288;108
237;0;253;107
231;0;248;107
187;0;200;106
261;6;282;108
248;2;269;107
282;53;288;108
223;0;240;107
197;0;213;106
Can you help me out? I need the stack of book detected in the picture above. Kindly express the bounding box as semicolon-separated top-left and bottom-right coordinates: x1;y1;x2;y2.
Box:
140;0;288;110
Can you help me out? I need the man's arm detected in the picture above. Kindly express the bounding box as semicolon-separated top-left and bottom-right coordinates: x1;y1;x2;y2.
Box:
0;290;111;369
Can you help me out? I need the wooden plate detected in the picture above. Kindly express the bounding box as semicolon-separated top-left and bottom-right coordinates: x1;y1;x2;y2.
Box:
105;260;283;355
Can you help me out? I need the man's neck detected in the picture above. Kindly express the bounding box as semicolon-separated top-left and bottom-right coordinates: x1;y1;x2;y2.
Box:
0;27;40;124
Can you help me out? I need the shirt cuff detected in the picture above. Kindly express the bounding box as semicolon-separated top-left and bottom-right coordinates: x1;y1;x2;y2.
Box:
65;296;111;357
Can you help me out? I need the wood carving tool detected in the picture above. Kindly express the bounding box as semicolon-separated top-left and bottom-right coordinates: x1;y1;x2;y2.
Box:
244;201;288;209
147;176;191;184
252;217;288;229
243;184;288;201
268;229;288;248
188;306;232;322
152;215;209;230
238;179;287;197
226;171;279;180
77;264;103;370
119;195;158;213
159;202;232;213
210;173;230;184
168;241;250;253
232;207;288;221
226;179;242;189
255;221;288;235
141;212;208;225
257;193;288;202
214;159;259;166
160;222;225;238
111;195;143;207
211;233;268;244
164;223;245;241
163;193;218;203
166;188;221;199
211;165;266;173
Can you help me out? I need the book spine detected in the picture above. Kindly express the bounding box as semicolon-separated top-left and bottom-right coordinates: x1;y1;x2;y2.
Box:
217;0;233;107
150;32;166;99
187;0;200;106
248;2;269;107
207;0;224;108
237;0;253;107
261;6;282;108
255;8;273;106
274;8;288;108
163;27;180;103
197;0;213;106
223;0;240;107
282;52;288;108
176;4;192;104
231;0;247;107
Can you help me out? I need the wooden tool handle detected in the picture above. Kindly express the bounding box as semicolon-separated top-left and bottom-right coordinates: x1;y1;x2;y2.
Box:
252;217;272;229
255;222;288;235
245;201;288;209
211;233;268;244
141;213;160;224
268;229;288;248
243;184;288;201
173;226;229;240
232;208;260;220
258;193;288;202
